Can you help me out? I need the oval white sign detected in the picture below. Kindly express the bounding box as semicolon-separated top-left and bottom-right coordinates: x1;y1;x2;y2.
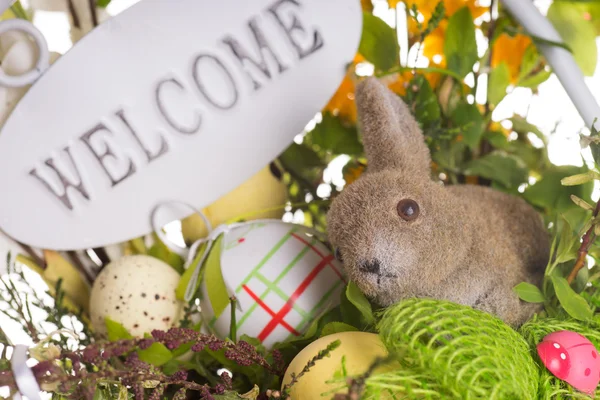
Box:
0;0;362;250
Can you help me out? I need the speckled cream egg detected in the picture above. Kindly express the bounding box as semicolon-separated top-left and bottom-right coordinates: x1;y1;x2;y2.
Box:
90;255;184;337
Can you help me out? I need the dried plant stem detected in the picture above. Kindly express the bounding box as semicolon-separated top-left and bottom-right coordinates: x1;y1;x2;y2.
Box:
16;241;45;269
66;251;94;284
281;340;341;397
88;0;99;27
567;200;600;284
67;0;81;28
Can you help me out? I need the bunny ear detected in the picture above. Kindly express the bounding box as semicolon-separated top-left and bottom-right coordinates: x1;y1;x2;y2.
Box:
356;77;431;177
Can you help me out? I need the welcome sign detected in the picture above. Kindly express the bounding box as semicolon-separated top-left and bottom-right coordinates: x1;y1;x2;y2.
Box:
0;0;362;250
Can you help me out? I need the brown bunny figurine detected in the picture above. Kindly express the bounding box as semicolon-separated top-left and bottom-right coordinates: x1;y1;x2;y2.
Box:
327;77;550;327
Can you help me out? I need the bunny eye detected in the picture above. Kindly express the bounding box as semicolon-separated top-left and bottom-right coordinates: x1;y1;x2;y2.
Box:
334;248;343;263
397;199;420;221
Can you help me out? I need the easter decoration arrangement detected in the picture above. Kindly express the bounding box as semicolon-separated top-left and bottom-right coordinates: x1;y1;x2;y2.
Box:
1;0;600;399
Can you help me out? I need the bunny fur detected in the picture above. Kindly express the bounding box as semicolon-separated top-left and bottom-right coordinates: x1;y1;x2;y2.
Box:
327;78;550;327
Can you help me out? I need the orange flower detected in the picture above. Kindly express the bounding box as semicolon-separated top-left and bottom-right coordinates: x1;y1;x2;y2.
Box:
391;0;487;69
492;33;533;83
343;163;366;186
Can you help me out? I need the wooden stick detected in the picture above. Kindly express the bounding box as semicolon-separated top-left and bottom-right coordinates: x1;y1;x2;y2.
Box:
66;251;94;284
88;0;99;27
567;200;600;284
67;0;81;28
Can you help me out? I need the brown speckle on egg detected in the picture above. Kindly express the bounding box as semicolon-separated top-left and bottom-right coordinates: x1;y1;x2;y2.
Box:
141;293;146;298
144;312;148;316
155;294;160;300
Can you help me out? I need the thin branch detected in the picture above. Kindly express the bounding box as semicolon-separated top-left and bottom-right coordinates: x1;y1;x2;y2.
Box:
67;0;81;29
88;0;99;27
567;200;600;284
66;251;94;284
16;242;45;270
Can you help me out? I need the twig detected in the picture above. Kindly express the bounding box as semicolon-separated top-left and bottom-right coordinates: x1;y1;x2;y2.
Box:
88;0;99;27
229;296;237;343
66;251;94;284
67;0;81;29
480;0;499;160
281;340;341;397
567;200;600;284
16;242;46;270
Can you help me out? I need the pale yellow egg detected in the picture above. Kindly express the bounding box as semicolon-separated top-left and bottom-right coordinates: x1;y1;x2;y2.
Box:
282;332;393;399
181;165;287;243
90;255;183;337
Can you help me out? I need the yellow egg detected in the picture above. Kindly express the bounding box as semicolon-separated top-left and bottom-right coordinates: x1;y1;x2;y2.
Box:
282;332;392;399
181;164;287;243
90;255;183;337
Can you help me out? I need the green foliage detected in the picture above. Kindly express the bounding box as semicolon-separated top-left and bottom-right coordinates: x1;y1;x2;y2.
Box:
444;7;478;78
105;317;133;341
359;12;399;71
137;342;174;366
464;152;528;188
548;1;598;76
450;103;484;150
96;0;112;7
488;62;511;107
513;282;545;303
309;113;362;155
148;235;184;274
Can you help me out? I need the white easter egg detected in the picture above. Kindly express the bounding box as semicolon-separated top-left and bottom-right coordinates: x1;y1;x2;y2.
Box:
90;255;184;337
199;220;345;348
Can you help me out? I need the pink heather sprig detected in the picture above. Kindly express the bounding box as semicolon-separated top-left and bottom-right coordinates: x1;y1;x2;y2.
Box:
3;327;282;399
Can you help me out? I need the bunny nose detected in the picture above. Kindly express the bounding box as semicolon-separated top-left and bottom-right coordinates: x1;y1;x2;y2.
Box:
359;260;381;275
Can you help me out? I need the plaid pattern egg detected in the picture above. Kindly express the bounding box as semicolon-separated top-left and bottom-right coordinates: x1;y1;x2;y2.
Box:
199;220;346;348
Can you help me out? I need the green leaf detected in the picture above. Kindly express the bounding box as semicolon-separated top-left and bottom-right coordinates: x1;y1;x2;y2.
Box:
104;317;133;341
279;143;324;178
524;166;594;212
550;275;593;320
488;62;511;107
464;152;528;188
310;113;363;155
137;342;173;366
562;171;600;186
96;0;112;7
176;242;208;300
547;2;598;76
444;7;478;77
451;103;485;150
588;124;600;166
148;239;184;274
204;235;230;319
517;68;552;88
516;45;551;88
513;282;545;303
510;115;546;143
346;282;375;325
359;12;399;71
320;322;358;337
556;217;578;263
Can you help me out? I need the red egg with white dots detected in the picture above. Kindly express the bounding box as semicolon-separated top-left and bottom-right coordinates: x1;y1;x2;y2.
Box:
537;331;600;394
